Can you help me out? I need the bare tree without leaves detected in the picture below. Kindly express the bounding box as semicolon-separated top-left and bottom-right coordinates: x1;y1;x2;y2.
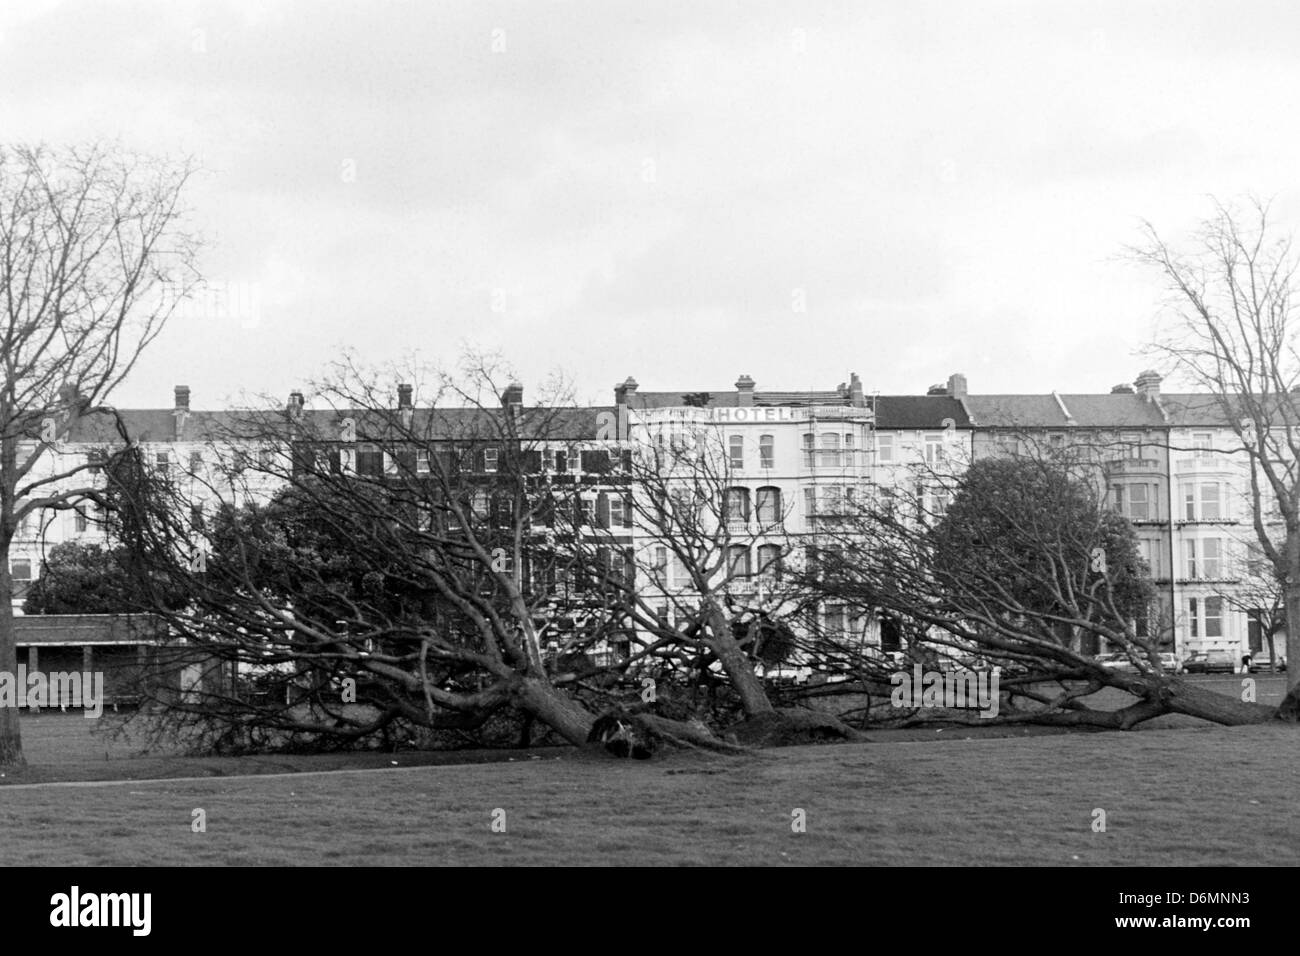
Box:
0;143;200;767
1135;197;1300;712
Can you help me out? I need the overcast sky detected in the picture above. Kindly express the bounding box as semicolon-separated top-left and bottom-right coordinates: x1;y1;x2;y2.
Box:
3;0;1300;409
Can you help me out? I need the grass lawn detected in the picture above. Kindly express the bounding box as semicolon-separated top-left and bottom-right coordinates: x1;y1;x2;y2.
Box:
1;719;1297;865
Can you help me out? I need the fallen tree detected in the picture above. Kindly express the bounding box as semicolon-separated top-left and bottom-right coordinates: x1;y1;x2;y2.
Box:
806;447;1284;728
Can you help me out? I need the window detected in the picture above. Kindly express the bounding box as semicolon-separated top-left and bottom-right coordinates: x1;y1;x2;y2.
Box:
819;433;842;468
1183;539;1197;579
1120;432;1142;460
759;434;775;469
876;433;894;463
804;487;817;525
1200;482;1222;520
575;495;593;527
75;508;88;533
608;495;631;528
651;546;668;585
1190;596;1224;638
10;558;31;582
258;447;274;469
87;449;105;474
1194;596;1219;640
672;554;693;589
471;491;490;520
843;432;855;462
823;605;846;638
924;433;943;464
1111;485;1125;515
723;487;750;525
756;486;782;526
1193;432;1213;459
757;544;783;579
190;505;205;532
727;545;751;578
155;451;170;477
802;432;815;466
416;448;430;474
554;448;568;473
1129;484;1150;520
1202;538;1222;578
1138;538;1161;578
484;448;499;473
729;435;745;471
356;443;384;477
189;451;203;472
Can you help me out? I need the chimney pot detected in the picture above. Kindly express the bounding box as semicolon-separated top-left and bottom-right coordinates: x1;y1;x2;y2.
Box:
735;374;756;407
850;372;865;407
174;385;191;409
287;391;305;420
615;376;640;405
397;384;413;409
1134;370;1163;401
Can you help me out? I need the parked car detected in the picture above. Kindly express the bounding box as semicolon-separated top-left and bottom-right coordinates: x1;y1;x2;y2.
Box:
1183;650;1236;674
1247;657;1288;674
1156;652;1183;675
1096;652;1138;674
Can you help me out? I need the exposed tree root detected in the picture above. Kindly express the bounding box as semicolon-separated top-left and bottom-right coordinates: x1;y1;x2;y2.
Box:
729;707;864;747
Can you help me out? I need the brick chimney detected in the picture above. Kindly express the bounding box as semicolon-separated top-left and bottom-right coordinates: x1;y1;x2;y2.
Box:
501;382;524;409
173;385;191;440
1134;370;1162;402
947;373;967;399
849;372;865;407
614;376;639;405
287;391;305;421
735;374;756;407
397;383;413;428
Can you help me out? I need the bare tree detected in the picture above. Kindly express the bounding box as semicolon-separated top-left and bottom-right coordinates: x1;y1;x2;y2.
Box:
1135;197;1300;710
0;143;200;766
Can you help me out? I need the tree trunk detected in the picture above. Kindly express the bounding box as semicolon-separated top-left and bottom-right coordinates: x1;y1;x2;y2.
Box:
0;572;24;767
511;676;595;747
703;601;774;717
1161;679;1278;725
1285;578;1300;694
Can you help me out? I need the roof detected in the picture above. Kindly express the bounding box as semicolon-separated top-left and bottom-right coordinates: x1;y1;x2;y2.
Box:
63;406;613;445
966;394;1168;428
873;396;971;429
14;613;168;646
625;390;853;410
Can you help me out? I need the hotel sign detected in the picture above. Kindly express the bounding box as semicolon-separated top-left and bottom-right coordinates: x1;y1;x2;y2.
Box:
631;406;873;424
